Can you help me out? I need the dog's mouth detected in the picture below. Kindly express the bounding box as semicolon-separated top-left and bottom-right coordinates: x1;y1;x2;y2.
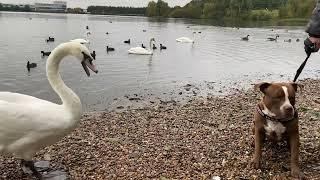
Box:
277;111;295;122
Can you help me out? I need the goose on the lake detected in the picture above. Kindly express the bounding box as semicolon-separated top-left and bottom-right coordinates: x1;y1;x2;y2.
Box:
160;44;167;50
267;35;279;41
26;61;37;72
91;51;96;60
41;51;51;57
46;37;54;42
124;39;130;44
1;42;97;179
241;35;250;41
128;38;155;55
296;38;300;42
284;39;292;43
176;32;196;43
152;44;157;50
106;46;115;52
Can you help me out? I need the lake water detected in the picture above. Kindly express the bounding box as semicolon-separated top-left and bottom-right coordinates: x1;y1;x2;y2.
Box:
1;12;320;111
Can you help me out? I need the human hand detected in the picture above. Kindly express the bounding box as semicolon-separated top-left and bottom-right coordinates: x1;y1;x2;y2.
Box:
304;37;319;55
309;37;320;49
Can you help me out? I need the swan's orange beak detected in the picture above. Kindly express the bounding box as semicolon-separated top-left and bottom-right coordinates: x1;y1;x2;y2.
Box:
82;57;98;77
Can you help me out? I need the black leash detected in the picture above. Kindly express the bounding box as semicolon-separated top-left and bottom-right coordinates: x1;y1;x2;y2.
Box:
293;38;319;82
293;52;311;82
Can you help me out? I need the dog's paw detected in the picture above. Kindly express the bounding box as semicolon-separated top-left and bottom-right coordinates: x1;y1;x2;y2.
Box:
291;169;305;180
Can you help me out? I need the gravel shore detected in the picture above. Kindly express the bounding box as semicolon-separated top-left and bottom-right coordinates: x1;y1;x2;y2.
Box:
1;79;320;180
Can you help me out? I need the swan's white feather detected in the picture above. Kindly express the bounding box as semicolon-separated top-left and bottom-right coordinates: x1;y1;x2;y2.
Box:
70;38;90;44
128;47;153;55
0;98;74;160
176;37;194;43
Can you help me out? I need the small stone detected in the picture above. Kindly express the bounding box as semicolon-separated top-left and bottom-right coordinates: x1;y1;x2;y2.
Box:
212;176;221;180
44;154;51;161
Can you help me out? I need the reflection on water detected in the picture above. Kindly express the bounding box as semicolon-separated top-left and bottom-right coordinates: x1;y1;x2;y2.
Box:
0;12;319;111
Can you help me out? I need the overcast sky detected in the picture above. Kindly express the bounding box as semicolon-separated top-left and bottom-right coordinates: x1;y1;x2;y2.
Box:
0;0;191;8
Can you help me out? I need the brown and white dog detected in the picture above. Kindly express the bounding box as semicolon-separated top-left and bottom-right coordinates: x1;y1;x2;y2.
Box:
252;82;303;179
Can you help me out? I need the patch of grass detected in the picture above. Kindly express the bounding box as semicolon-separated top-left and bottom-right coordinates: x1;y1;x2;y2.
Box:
299;106;310;112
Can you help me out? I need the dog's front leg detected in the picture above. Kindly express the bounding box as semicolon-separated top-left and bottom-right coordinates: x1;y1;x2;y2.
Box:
253;126;263;169
288;127;303;179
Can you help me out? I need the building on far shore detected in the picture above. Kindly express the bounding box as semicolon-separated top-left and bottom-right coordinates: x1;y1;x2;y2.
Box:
34;1;67;13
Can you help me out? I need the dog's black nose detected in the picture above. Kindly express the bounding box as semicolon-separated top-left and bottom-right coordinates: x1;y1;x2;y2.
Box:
285;106;293;113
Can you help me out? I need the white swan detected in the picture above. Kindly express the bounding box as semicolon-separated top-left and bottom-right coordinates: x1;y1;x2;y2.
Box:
0;42;98;179
70;38;90;45
128;38;155;55
176;32;196;43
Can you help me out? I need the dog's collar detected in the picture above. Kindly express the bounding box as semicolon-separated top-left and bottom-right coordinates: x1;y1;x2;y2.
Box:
256;105;297;122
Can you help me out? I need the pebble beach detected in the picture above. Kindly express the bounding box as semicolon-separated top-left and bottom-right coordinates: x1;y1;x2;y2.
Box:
0;79;320;179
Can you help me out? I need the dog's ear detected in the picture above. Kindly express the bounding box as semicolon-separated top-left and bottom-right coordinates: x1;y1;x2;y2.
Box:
291;83;304;93
254;82;271;94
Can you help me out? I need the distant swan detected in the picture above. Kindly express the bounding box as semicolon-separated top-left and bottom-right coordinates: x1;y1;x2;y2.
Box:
267;35;279;41
176;32;196;43
70;38;90;45
0;42;98;179
241;35;250;41
128;38;155;55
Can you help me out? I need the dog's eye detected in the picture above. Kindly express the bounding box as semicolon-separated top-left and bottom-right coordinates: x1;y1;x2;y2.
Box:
289;97;295;102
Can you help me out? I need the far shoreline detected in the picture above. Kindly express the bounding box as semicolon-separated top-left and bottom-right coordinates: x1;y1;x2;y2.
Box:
0;10;309;27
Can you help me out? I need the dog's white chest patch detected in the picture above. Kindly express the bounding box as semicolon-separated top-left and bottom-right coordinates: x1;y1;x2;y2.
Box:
264;120;286;140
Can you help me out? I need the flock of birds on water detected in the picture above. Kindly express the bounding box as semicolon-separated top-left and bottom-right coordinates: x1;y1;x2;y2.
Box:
27;25;301;72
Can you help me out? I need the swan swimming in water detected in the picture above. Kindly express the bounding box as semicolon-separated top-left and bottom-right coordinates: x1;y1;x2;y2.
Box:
176;32;196;43
0;42;98;179
128;38;155;55
70;38;90;45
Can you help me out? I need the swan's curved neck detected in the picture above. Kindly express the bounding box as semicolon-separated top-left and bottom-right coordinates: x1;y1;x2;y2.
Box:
46;45;82;119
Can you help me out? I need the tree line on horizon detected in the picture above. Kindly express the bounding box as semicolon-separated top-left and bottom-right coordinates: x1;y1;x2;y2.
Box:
0;3;31;12
1;0;316;20
146;0;316;20
87;6;146;15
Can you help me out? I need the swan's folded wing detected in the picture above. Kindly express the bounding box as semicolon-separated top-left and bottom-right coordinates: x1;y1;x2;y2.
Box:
0;100;66;147
0;92;52;105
